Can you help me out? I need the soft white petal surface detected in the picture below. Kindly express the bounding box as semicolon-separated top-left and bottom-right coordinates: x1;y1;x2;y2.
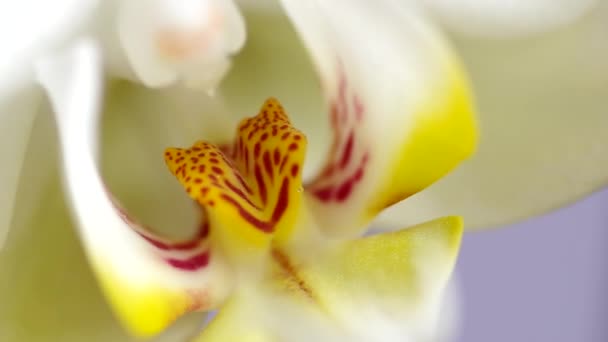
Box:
0;0;98;248
421;0;598;37
117;0;246;91
0;0;98;97
280;0;475;237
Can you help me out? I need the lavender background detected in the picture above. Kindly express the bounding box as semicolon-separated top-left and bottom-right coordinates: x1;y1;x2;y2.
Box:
456;188;608;341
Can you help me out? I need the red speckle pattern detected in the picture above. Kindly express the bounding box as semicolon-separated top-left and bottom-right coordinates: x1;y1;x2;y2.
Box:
165;98;307;235
308;68;370;203
108;98;309;274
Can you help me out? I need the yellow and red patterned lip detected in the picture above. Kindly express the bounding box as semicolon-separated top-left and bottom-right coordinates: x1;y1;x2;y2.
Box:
164;98;308;256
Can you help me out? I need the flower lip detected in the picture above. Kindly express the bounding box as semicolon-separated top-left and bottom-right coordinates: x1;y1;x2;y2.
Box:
164;97;308;258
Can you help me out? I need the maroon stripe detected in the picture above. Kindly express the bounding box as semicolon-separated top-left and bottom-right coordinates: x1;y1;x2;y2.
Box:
166;250;210;271
138;233;171;250
271;178;290;223
235;172;253;195
312;187;334;202
138;221;210;251
225;179;260;209
339;131;354;169
220;194;274;232
273;148;281;165
263;151;274;182
254;164;267;205
279;156;289;173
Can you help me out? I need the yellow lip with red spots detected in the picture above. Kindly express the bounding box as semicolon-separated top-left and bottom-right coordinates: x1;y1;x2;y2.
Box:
164;98;308;260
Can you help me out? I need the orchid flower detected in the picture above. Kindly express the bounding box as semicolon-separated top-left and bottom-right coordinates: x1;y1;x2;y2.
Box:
1;0;607;341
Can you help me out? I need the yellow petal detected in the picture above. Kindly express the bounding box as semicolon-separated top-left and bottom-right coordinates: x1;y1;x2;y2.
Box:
205;216;463;341
193;296;275;342
298;216;463;340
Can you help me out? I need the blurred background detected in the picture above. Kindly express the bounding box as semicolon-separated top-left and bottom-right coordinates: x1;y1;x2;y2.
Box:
457;188;608;342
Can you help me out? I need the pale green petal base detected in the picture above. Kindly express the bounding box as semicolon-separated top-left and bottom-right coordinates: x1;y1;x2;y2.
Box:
100;80;233;238
0;86;43;249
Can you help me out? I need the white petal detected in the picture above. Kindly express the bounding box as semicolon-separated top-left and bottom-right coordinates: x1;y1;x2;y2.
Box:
0;0;99;246
35;41;232;337
0;92;206;342
378;8;608;229
0;0;98;97
116;0;246;91
421;0;598;37
279;0;476;237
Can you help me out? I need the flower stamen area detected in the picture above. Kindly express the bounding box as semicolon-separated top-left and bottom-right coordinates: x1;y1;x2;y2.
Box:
164;98;308;262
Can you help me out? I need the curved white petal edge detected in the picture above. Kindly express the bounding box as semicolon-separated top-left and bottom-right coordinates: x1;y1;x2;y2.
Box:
0;0;98;248
420;0;598;37
0;0;99;97
35;39;156;281
35;39;232;337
